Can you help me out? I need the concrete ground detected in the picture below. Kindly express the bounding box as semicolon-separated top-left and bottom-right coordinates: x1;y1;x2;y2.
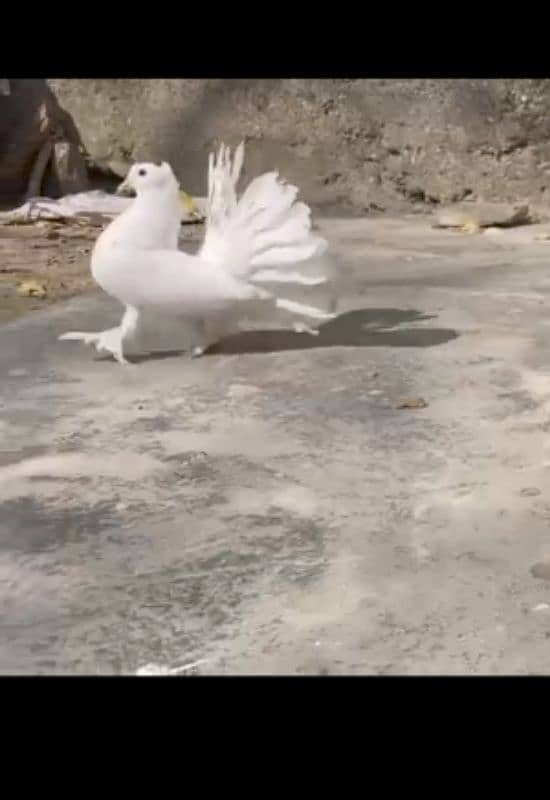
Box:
2;215;550;675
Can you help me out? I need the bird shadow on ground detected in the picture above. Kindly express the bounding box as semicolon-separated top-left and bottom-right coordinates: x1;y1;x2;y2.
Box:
123;308;458;363
126;349;187;363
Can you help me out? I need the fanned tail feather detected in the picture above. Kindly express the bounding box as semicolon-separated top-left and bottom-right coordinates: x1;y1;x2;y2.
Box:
200;142;329;285
206;141;244;228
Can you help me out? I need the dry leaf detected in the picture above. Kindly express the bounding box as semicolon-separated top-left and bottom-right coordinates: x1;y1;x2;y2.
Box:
459;222;480;234
179;189;201;219
17;280;47;299
394;397;428;409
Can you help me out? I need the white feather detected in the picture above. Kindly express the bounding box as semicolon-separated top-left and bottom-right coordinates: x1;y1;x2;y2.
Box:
200;144;329;283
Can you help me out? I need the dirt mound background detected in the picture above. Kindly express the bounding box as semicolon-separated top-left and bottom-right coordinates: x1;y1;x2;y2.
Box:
48;78;550;212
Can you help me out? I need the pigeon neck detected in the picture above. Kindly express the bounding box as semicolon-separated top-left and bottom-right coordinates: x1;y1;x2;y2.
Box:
138;184;177;198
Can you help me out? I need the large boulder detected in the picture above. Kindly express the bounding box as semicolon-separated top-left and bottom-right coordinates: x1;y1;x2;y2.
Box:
49;79;550;212
0;79;88;205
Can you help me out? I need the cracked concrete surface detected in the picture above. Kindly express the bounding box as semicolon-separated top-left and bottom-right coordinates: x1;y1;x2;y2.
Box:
2;215;550;674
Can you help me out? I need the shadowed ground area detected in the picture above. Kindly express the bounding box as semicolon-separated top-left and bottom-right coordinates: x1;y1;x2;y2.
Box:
2;215;550;675
210;309;458;355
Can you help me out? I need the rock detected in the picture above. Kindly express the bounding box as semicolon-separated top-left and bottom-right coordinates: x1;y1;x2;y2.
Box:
0;79;88;205
520;487;541;497
434;202;532;229
105;159;130;178
531;561;550;581
46;140;89;196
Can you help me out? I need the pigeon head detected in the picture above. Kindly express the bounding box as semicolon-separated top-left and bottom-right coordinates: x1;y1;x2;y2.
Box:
116;161;178;197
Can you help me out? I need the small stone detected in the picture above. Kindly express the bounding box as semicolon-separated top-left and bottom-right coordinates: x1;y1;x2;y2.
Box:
520;487;541;497
8;368;28;377
434;202;531;229
531;561;550;581
532;603;550;612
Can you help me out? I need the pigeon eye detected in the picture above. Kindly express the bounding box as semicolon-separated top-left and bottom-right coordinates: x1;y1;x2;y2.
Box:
138;168;147;177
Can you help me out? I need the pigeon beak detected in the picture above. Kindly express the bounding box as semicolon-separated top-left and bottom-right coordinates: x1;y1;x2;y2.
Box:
115;179;135;197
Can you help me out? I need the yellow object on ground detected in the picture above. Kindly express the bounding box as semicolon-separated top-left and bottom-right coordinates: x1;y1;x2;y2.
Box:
459;222;480;234
18;280;47;298
179;189;200;218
